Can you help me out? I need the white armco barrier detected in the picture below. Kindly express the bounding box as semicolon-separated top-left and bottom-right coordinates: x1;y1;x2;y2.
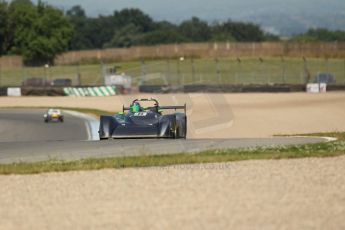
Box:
306;83;327;93
7;87;22;96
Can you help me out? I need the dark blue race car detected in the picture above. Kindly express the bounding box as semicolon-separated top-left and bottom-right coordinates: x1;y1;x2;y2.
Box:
99;98;187;139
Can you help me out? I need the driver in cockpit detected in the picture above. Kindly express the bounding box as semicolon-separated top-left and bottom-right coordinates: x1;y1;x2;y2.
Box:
130;102;143;113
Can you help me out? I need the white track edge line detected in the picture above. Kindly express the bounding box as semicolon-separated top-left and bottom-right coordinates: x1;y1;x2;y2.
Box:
292;136;338;142
63;110;100;141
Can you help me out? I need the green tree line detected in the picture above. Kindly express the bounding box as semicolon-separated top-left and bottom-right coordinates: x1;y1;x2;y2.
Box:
66;6;280;50
0;1;344;66
293;28;345;42
0;0;72;65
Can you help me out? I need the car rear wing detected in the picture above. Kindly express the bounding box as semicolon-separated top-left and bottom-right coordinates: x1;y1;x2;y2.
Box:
123;104;186;113
159;105;187;113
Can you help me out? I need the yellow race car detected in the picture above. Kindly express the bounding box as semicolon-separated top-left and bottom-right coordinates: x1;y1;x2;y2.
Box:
44;109;64;123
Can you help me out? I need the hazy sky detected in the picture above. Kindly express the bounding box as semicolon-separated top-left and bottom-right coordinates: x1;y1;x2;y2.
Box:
30;0;345;35
33;0;345;22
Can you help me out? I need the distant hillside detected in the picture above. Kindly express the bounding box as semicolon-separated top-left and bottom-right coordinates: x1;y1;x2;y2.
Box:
36;0;345;35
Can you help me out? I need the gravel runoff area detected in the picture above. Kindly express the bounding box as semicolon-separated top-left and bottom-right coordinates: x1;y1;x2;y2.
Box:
0;92;345;229
1;156;345;230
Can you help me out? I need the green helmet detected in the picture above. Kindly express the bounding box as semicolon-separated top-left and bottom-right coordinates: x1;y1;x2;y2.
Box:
131;102;141;112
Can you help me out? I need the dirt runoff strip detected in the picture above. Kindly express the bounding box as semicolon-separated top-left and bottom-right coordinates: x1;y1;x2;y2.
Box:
0;156;344;230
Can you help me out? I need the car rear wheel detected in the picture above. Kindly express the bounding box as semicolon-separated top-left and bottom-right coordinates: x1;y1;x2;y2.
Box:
182;117;187;139
170;120;178;139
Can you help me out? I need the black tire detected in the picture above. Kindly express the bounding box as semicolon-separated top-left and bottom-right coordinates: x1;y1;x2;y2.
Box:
168;118;177;139
169;114;187;139
175;115;187;139
181;116;187;139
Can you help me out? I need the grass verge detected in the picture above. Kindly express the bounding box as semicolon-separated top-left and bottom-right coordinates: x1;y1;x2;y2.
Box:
0;132;344;175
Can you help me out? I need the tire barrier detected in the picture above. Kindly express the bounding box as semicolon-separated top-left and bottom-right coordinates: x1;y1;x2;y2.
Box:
241;85;300;93
184;84;307;93
139;85;168;93
21;87;65;96
327;85;345;91
139;84;345;93
0;87;7;96
182;84;231;93
139;84;308;93
138;85;183;93
1;84;345;96
63;86;116;97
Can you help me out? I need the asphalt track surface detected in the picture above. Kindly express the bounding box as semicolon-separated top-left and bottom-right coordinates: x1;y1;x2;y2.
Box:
0;109;88;142
0;109;328;164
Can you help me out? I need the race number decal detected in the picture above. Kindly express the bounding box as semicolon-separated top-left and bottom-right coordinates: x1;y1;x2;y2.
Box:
134;112;148;116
